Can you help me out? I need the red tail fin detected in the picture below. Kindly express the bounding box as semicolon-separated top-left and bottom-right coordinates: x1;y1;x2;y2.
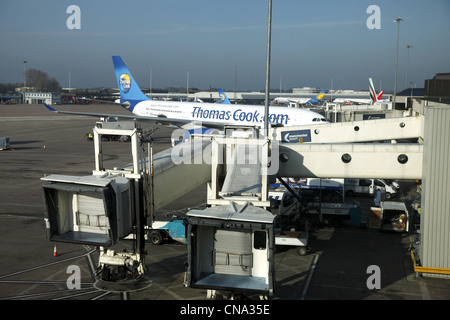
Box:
377;90;384;100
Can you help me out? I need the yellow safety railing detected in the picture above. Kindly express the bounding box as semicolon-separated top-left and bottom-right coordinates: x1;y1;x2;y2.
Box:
409;244;450;276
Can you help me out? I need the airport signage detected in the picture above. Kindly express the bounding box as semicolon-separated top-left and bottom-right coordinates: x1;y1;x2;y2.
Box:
281;129;311;143
363;114;386;120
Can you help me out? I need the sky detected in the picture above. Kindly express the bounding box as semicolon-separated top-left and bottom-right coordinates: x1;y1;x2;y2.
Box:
0;0;449;92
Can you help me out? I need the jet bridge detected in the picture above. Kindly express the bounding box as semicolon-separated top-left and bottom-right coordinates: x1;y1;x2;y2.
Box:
184;116;426;298
42;122;213;247
277;142;422;180
272;115;424;144
42;121;213;292
206;126;271;208
40;102;450;298
271;105;450;279
185;126;276;299
269;115;424;180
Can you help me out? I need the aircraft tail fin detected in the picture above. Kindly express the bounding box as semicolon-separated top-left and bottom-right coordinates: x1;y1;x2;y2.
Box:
377;90;384;100
305;89;326;104
218;88;231;104
112;56;150;104
369;78;378;105
316;89;326;100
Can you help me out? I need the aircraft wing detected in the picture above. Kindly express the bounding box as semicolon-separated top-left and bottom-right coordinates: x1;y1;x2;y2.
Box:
43;103;192;127
78;97;127;107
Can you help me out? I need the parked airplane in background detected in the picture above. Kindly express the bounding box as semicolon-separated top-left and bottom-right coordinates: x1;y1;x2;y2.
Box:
273;89;326;106
333;78;388;105
218;88;231;104
44;56;328;129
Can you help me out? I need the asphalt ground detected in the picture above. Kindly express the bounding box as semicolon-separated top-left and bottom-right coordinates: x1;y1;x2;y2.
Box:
1;104;450;305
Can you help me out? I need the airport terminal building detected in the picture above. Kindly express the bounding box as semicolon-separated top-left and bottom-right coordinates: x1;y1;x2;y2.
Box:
0;92;22;104
23;92;61;105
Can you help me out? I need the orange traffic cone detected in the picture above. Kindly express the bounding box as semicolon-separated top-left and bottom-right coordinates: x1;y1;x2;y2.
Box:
53;244;58;257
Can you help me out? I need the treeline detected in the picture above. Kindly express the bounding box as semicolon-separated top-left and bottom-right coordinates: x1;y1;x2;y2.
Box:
25;69;61;91
0;69;62;92
0;83;22;92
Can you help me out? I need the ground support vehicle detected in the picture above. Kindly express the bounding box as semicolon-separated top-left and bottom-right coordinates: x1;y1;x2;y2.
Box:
146;217;188;245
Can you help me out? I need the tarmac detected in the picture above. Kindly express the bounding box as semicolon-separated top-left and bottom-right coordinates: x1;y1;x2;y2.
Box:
1;104;450;304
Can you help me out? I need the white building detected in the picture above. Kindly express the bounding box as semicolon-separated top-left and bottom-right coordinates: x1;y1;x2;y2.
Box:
23;92;61;105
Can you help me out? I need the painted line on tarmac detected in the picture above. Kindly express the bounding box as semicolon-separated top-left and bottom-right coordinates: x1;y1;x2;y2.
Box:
301;254;319;300
0;248;97;280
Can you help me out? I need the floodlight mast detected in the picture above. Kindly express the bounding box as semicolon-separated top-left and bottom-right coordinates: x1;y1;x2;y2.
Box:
393;18;404;109
405;44;413;88
264;0;272;138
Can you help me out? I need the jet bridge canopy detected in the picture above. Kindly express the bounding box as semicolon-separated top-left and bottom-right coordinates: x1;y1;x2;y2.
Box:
272;115;424;143
42;174;131;247
185;202;275;295
277;143;422;180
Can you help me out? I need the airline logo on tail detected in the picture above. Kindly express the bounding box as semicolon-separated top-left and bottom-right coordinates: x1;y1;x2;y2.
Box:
120;73;131;93
377;90;384;100
218;88;231;104
369;78;384;105
333;78;386;105
112;56;150;108
317;90;325;100
306;89;326;104
369;78;377;104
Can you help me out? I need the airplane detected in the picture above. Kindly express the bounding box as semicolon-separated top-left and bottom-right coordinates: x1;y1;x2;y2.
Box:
273;89;326;106
332;78;388;105
218;88;231;104
43;56;329;130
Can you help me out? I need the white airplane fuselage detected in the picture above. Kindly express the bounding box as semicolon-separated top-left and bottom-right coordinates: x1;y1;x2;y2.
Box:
128;99;328;128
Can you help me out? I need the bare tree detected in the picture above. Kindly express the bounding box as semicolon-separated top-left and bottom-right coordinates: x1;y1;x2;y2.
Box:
25;68;61;91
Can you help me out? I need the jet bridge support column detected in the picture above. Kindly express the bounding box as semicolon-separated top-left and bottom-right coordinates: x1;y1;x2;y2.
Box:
93;122;142;173
415;105;450;277
207;129;271;208
94;122;148;282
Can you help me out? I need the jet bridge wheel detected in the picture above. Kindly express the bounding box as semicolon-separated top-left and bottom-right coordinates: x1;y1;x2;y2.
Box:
149;231;163;245
297;246;308;256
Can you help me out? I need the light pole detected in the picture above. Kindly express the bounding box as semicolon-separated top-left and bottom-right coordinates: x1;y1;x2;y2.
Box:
23;61;27;91
264;0;272;137
410;81;416;98
280;75;282;94
23;60;27;103
234;64;237;100
393;18;404;109
186;69;189;98
149;66;152;99
405;45;413;89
